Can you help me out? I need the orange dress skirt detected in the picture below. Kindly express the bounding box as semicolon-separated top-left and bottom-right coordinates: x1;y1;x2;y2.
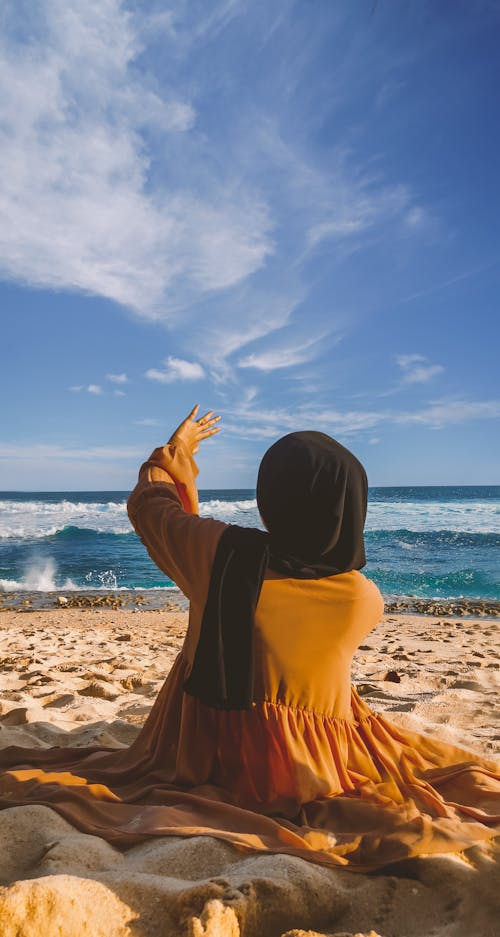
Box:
0;645;498;871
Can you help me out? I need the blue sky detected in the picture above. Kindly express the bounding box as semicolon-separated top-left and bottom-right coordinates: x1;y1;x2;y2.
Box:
1;0;499;489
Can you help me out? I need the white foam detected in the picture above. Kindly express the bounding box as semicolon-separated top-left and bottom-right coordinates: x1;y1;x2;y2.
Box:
365;500;500;533
199;498;258;521
1;494;499;542
0;499;130;540
0;558;76;592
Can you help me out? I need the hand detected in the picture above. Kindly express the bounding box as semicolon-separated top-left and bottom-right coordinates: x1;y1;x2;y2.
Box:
168;404;221;456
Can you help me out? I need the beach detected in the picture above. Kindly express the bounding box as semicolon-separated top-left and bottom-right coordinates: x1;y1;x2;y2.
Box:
0;602;498;937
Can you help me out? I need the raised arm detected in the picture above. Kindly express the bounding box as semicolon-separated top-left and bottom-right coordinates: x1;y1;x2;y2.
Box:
127;406;227;603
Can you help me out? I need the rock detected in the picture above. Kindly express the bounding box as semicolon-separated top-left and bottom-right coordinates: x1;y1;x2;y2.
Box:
56;596;68;606
115;634;132;642
384;670;401;683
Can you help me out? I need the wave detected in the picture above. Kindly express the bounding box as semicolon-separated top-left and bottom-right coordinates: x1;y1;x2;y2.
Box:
365;500;500;534
367;566;499;600
1;494;500;542
2;524;497;548
199;498;257;515
0;499;131;540
365;528;500;548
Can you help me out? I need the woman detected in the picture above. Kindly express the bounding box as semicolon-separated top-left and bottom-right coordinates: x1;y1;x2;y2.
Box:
0;406;498;870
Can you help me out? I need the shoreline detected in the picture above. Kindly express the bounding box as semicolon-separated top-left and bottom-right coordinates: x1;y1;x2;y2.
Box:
0;588;499;618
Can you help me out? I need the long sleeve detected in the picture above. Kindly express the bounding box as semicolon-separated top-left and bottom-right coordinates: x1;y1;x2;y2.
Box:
127;440;227;605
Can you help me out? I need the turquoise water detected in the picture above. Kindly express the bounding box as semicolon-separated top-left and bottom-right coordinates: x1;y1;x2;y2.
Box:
0;487;499;600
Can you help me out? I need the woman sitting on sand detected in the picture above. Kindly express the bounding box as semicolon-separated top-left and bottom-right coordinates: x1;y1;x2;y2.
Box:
0;405;498;870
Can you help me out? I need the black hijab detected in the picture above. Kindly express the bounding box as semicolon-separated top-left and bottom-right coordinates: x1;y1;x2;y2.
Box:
184;431;368;710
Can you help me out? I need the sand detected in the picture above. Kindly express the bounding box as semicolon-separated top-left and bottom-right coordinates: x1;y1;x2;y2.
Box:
0;607;498;937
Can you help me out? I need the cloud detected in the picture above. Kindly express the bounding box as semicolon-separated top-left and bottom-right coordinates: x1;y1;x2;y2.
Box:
69;384;103;394
307;182;413;249
393;399;500;428
134;418;161;426
106;372;129;384
251;126;422;254
238;339;320;372
0;0;272;316
397;354;444;384
0;0;439;403
222;397;500;440
0;443;142;461
145;356;205;384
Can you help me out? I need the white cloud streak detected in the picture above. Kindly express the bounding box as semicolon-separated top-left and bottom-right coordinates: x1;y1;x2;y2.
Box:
106;372;129;384
223;397;500;440
397;354;444;384
238;342;318;372
0;443;142;461
69;384;104;394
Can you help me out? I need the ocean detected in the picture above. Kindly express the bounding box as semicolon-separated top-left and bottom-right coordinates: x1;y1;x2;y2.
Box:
0;487;499;601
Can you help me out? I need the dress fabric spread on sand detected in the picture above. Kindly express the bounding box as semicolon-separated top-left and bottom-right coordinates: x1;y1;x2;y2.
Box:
0;442;498;871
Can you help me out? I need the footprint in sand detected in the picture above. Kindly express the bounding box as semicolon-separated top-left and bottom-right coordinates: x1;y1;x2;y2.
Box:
449;679;485;691
43;694;76;709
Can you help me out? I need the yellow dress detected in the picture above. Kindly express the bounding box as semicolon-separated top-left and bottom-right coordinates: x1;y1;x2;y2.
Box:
0;442;498;870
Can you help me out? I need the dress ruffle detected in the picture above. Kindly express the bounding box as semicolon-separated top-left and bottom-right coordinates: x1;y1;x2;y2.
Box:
0;651;498;870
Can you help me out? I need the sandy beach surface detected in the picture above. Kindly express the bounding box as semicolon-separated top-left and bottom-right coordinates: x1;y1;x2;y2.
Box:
0;605;498;937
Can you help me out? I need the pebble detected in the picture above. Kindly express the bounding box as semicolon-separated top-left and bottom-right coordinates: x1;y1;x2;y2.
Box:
384;670;402;683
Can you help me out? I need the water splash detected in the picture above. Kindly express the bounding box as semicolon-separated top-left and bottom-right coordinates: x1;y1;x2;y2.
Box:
0;557;76;592
85;569;119;589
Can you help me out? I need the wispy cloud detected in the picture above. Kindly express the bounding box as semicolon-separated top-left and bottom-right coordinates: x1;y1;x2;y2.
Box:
222;397;500;440
307;180;413;249
134;418;161;427
397;354;444;384
238;334;327;371
0;443;142;461
393;399;500;428
106;372;129;384
145;356;205;384
69;384;103;395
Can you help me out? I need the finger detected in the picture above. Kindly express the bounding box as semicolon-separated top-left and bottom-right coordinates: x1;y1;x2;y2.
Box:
197;415;220;430
200;426;221;439
188;404;200;420
197;409;214;424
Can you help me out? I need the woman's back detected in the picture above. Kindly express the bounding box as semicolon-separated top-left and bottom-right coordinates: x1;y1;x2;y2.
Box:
254;570;384;719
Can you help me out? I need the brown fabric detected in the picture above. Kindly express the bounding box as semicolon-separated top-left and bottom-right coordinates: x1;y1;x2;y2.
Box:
0;441;498;870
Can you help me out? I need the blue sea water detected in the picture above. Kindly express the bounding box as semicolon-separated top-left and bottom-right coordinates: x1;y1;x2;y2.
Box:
0;487;499;600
